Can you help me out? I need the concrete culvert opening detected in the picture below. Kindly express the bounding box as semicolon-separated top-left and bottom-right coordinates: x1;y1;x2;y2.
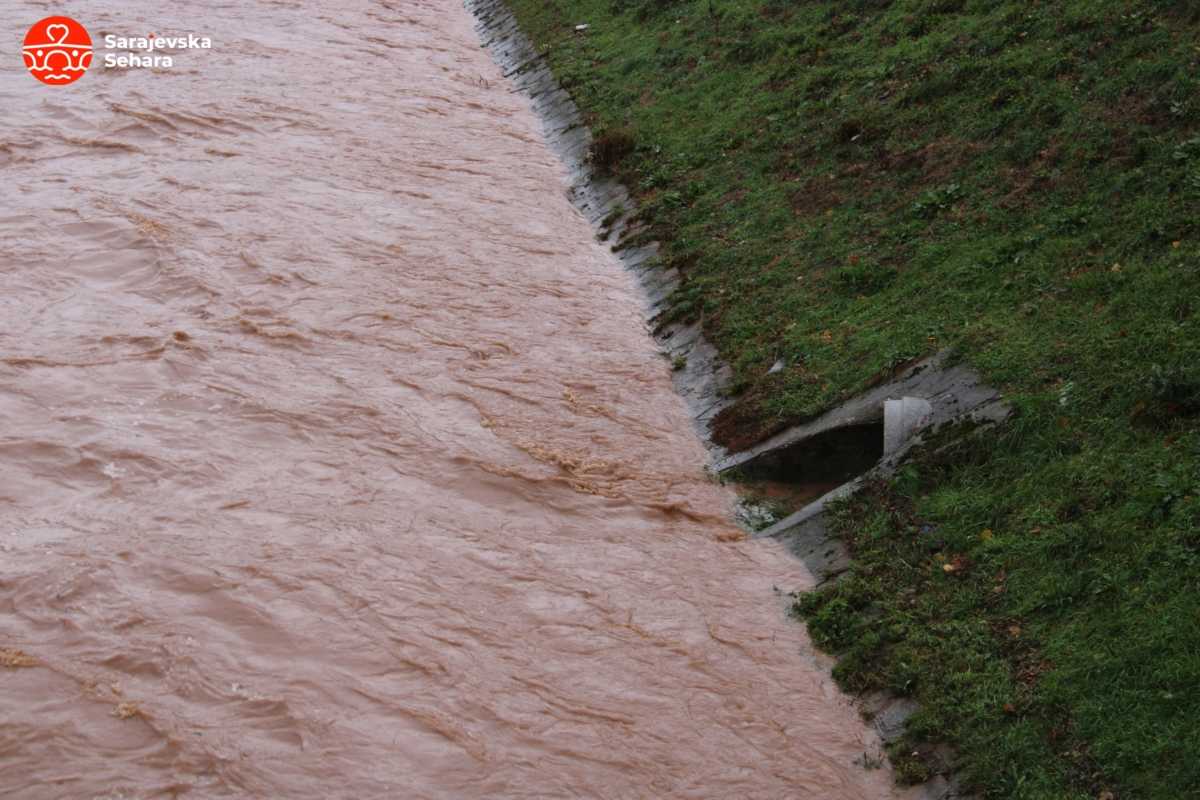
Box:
738;421;885;488
730;421;886;530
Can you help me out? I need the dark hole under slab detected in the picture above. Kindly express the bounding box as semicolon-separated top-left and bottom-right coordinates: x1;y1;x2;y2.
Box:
730;421;886;531
736;421;886;488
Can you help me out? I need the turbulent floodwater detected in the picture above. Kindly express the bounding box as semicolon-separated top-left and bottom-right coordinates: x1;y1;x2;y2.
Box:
0;2;909;797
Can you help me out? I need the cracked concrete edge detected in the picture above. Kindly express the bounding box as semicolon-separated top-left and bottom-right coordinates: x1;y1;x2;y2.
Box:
860;692;974;800
466;0;735;456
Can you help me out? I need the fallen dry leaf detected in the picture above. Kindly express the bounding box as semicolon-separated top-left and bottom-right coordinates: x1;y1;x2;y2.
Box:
943;555;969;575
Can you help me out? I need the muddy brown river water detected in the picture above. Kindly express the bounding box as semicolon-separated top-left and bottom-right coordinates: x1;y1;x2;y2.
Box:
1;2;913;797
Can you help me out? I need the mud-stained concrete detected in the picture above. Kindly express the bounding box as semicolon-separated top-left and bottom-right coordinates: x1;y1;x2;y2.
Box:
464;0;737;454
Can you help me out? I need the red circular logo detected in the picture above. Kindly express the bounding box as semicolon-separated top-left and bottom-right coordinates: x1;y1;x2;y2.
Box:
23;16;92;86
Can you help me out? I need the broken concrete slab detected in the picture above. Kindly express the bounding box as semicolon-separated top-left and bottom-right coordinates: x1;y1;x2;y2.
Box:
865;693;923;744
716;351;1008;477
747;352;1007;584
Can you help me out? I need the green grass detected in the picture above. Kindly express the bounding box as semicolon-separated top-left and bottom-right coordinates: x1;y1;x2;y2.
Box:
500;1;1200;797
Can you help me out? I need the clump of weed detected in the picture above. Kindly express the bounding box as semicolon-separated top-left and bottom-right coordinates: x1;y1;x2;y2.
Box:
589;128;636;175
1137;362;1200;423
609;0;689;20
911;183;963;218
834;262;897;296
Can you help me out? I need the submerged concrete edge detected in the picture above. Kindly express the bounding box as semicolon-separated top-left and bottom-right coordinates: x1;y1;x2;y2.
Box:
464;4;995;797
464;0;735;461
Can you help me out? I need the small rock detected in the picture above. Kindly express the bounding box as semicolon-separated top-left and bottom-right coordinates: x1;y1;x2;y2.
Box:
575;24;590;32
767;358;785;375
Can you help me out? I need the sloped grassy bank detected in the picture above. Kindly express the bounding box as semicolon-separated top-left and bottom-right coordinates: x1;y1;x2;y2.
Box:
499;1;1200;797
